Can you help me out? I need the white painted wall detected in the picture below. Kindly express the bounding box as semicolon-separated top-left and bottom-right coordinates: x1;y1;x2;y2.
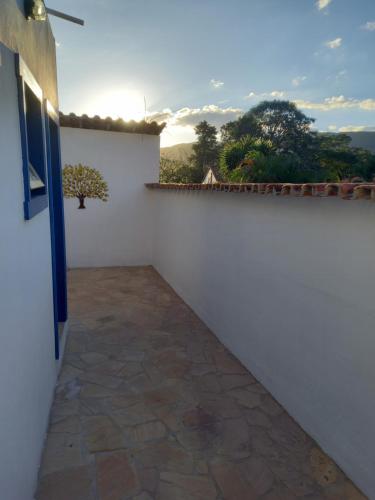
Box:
151;189;375;498
61;127;160;268
0;44;62;500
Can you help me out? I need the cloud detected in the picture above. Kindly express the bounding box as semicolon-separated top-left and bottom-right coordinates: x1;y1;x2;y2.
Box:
361;21;375;31
210;79;224;89
316;0;332;10
292;76;307;87
294;95;375;111
328;125;337;131
147;108;174;123
338;125;375;132
174;105;242;127
245;90;285;99
325;37;342;49
148;104;243;128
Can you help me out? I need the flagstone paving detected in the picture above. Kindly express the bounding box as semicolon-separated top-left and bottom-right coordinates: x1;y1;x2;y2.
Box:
35;266;366;500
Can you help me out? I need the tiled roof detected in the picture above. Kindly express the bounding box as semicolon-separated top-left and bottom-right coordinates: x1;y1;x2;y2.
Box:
146;182;375;200
59;113;166;136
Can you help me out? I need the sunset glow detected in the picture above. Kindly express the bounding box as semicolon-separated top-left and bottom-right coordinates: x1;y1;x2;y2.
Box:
88;89;146;122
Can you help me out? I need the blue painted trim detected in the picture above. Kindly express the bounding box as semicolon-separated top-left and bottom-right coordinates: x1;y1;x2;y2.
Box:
26;193;49;219
15;54;48;220
45;101;68;359
44;110;60;360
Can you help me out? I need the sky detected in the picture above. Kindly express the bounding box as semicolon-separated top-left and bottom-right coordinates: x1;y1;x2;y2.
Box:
48;0;375;146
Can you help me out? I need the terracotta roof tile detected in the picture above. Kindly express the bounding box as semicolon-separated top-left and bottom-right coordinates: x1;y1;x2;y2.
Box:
145;182;375;201
59;112;166;136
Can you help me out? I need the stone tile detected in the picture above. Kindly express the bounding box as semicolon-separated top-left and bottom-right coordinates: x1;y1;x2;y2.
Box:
37;267;365;500
50;399;80;422
112;402;155;427
159;471;217;499
217;418;250;458
50;415;81;434
310;447;339;486
118;361;144;378
245;408;273;428
96;451;139;500
142;387;180;408
154;407;181;432
136;467;159;494
134;493;153;500
80;382;117;399
127;420;167;443
213;350;247;374
227;387;262;409
193;373;221;393
190;363;216;376
211;461;257;500
81;352;109;365
152;350;191;379
200;395;242;419
40;434;85;476
58;363;85;384
79;371;124;390
82;416;123;452
238;456;275;496
323;481;368;500
220;373;256;391
156;482;192;500
261;396;285;416
133;441;195;473
36;465;93;500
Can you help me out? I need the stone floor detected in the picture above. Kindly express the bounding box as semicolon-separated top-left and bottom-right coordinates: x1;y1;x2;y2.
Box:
36;267;366;500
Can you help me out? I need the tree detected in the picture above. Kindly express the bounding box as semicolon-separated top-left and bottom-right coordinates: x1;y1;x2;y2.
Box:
159;157;202;183
220;100;316;161
220;111;259;143
191;121;219;178
63;164;109;209
249;100;316;157
316;134;375;181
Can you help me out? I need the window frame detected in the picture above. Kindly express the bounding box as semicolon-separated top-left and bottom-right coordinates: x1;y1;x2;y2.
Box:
16;55;49;220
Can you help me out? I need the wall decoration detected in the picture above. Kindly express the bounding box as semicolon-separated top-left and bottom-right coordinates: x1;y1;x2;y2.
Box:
62;163;109;209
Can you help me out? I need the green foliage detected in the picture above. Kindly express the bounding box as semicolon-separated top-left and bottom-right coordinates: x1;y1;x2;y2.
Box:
217;101;375;183
316;133;375;181
250;154;316;183
191;121;219;177
221;112;259;143
220;100;315;157
159;157;202;183
63;164;109;209
250;100;315;155
219;136;272;178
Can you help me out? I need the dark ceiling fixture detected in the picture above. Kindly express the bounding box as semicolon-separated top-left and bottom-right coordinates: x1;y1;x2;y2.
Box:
25;0;84;25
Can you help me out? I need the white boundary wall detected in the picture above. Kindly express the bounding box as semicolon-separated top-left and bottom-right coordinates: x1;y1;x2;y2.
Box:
61;127;160;268
151;190;375;498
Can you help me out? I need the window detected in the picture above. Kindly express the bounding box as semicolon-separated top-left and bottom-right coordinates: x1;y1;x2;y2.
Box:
16;56;48;219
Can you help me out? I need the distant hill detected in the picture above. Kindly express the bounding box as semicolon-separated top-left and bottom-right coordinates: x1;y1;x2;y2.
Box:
346;132;375;153
161;142;194;161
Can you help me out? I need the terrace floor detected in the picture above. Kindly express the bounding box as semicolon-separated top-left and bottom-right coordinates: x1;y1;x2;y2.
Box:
36;267;365;500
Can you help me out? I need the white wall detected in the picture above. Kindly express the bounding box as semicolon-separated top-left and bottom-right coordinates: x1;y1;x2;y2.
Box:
151;189;375;498
61;127;160;268
0;44;61;500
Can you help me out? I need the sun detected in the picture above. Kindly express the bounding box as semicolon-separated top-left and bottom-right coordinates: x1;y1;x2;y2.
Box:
89;89;146;122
